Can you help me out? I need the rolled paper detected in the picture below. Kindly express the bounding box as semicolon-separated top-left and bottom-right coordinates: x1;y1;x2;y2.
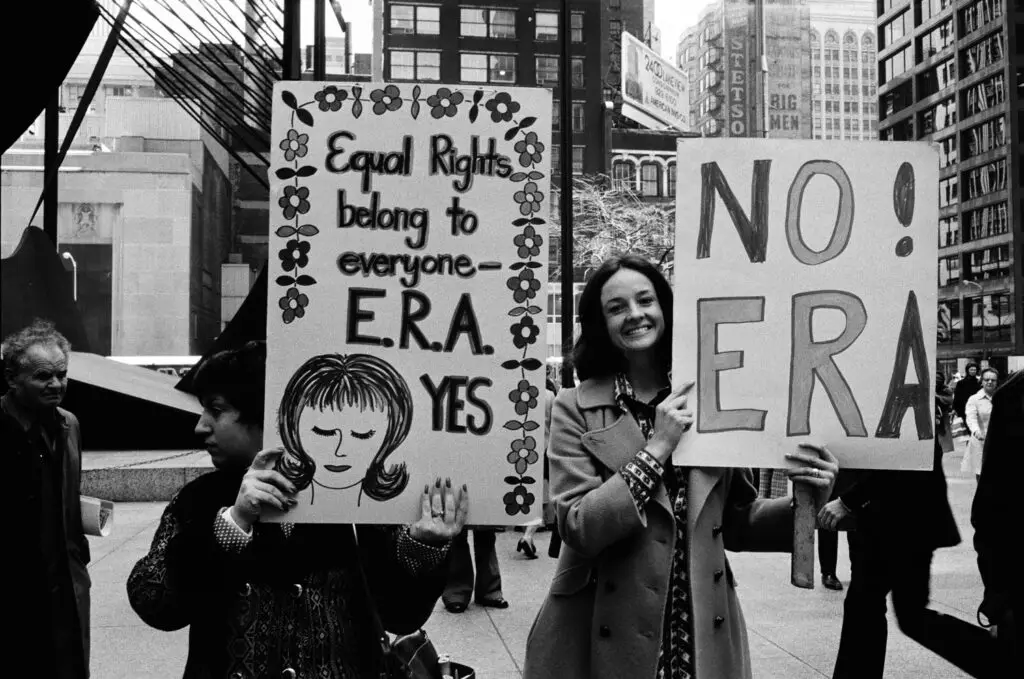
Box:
81;496;115;537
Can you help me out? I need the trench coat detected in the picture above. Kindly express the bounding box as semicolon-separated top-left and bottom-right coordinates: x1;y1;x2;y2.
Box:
524;377;793;679
3;400;91;678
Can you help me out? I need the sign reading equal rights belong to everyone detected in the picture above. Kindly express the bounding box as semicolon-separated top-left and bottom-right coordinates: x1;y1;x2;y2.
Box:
264;82;551;524
673;139;938;471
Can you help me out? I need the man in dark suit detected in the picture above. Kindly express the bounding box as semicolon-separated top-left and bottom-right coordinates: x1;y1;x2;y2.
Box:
2;320;90;678
822;375;997;678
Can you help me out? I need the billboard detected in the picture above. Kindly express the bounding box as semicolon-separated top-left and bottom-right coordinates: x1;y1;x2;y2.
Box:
621;31;690;132
724;0;754;137
765;0;811;138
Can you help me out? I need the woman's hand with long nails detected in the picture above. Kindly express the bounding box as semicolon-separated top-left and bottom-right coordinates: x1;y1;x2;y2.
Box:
409;477;469;545
785;442;839;507
646;381;696;464
231;447;298;532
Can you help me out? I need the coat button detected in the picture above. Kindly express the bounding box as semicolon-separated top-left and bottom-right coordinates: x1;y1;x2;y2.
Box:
714;569;724;582
714;616;725;628
281;669;296;679
604;581;616;593
239;583;251;597
599;625;611;638
231;673;244;679
712;525;723;537
292;583;304;598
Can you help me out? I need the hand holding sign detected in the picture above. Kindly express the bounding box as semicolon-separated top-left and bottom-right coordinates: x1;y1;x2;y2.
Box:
785;442;839;507
409;477;469;545
647;381;696;464
232;447;299;532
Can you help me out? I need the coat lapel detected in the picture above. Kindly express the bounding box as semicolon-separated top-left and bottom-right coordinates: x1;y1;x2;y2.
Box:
688;467;727;528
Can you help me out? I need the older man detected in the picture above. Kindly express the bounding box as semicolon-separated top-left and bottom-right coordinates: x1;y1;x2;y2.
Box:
2;320;90;679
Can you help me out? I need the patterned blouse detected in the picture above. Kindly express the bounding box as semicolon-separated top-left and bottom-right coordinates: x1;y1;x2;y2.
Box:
614;374;696;679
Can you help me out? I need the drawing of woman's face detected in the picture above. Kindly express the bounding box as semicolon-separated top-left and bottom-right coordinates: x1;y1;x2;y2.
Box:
298;401;390;490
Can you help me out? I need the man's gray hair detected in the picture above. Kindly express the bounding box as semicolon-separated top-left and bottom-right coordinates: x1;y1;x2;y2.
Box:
1;319;72;375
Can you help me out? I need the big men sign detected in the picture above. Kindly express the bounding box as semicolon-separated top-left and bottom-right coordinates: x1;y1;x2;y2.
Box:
674;140;938;471
265;82;551;523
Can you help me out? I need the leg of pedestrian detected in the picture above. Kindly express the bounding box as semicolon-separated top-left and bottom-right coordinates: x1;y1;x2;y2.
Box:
443;529;473;613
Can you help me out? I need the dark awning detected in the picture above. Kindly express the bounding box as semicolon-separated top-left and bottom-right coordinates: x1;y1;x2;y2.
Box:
70;352;201;415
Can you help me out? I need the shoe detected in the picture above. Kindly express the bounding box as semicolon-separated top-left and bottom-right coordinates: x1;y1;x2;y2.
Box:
477;596;509;609
517;537;538;559
822;574;844;591
443;600;468;614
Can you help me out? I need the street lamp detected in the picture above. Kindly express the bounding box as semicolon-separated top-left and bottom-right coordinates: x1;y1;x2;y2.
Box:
61;251;78;301
960;279;985;363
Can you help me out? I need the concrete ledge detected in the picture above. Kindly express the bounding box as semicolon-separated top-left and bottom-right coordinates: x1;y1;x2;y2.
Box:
82;450;213;502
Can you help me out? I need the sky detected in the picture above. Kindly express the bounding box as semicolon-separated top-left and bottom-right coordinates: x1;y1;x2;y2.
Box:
302;0;708;60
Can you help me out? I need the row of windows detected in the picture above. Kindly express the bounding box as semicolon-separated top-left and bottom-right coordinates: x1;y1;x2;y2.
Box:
816;81;877;97
881;29;1004;89
918;19;955;60
815;65;874;80
389;51;585;86
548;145;585;175
611;160;677;198
964;73;1005;118
963;31;1004;76
812;117;876;133
961;0;1002;37
939;203;1011;248
880;10;910;49
962;158;1007;201
549;101;586;133
962;115;1005;160
881;47;910;82
938;291;1014;345
390;5;584;42
917;0;954;24
919;96;956;136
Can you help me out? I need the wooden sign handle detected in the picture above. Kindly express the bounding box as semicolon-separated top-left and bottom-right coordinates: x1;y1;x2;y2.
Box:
791;483;817;589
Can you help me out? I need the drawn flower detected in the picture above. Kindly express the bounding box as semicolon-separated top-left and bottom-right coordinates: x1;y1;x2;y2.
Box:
279;129;309;162
514;132;545;167
507;437;538;474
370;85;403;114
506;269;541;303
508;379;539;415
510;316;540;349
279;186;310;220
513;225;543;258
513;182;544;216
503;485;535;516
279;288;309;323
278;239;310;271
427;87;464;119
314;85;347;112
485;92;521;123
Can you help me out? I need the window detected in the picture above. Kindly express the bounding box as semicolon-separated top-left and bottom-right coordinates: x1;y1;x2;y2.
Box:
551;145;560;174
938;299;962;344
961;0;1003;37
919;96;956;136
963;202;1009;241
640;162;661;197
106;85;133;97
552;100;559;129
881;11;909;48
461;53;517;83
571;58;585;87
939;215;960;247
963;159;1007;201
609;0;620;8
966;247;1012;283
917;0;954;23
390;4;439;35
878;0;905;13
610;19;622;39
938;135;958;168
667;162;676;198
963;32;1004;76
881;47;909;83
390;50;440;81
939;176;959;207
961;116;1005;159
882;82;913;117
65;84;95;112
460;9;515;39
536;11;558;41
917;58;956;97
938;255;961;287
571;102;585;132
571;12;584;43
918;19;954;60
963;73;1005;117
612;160;636;191
572;146;584;174
536;57;559;85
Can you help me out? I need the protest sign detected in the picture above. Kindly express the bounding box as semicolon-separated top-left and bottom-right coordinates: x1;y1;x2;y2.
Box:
673;139;937;471
621;31;690;133
264;82;551;524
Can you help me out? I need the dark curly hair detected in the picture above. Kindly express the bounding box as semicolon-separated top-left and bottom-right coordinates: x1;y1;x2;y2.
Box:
572;255;673;382
191;341;266;425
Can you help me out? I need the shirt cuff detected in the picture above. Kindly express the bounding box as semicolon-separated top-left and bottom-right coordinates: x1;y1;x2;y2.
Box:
396;527;450;576
620;449;663;513
214;507;253;553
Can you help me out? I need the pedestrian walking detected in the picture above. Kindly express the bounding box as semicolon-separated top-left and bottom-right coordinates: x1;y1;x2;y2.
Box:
127;342;467;678
953;362;980;431
962;368;998;479
443;528;508;612
523;255;839;679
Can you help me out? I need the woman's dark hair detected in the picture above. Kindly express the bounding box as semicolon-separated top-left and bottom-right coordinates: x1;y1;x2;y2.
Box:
191;341;266;424
277;353;412;503
966;362;979;373
572;255;673;382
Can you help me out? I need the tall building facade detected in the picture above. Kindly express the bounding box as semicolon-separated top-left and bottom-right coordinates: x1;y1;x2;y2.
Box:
875;0;1022;373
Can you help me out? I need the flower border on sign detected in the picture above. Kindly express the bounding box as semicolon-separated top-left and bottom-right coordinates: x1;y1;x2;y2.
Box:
274;84;547;515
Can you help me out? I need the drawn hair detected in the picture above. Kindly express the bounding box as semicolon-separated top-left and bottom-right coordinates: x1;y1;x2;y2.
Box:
2;318;71;378
191;341;266;424
572;255;673;382
277;353;412;502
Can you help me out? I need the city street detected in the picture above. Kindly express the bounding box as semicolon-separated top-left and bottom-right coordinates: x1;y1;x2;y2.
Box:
88;444;982;679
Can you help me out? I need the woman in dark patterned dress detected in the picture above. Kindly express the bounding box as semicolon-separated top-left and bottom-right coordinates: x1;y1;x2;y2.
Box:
127;342;468;678
523;255;839;679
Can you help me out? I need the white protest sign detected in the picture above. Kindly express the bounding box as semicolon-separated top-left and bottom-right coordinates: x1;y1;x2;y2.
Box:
673;139;937;471
265;82;551;524
621;31;690;133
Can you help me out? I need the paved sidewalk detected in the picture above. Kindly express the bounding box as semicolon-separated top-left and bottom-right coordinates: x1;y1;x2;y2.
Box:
88;447;983;678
